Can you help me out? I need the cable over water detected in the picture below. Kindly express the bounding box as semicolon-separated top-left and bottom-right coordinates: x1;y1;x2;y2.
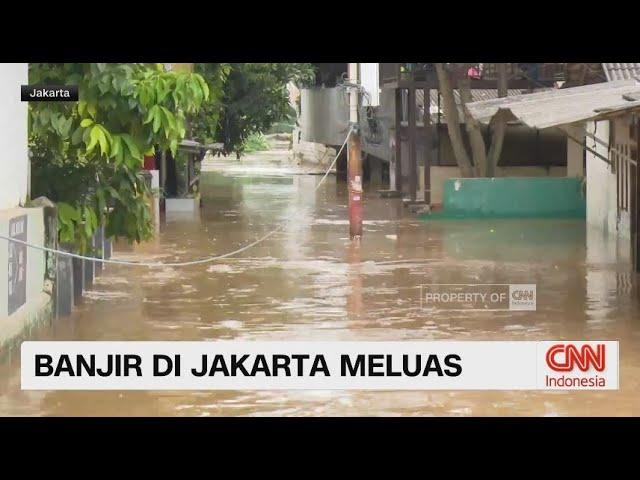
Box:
0;128;353;268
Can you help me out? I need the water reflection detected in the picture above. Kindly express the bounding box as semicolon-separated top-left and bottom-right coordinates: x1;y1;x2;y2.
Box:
1;158;639;416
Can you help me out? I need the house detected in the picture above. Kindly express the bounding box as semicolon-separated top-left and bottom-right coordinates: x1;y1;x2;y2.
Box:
298;63;570;206
0;64;51;348
465;77;640;272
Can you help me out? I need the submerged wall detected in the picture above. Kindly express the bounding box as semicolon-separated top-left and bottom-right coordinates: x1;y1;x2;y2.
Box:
430;166;568;206
585;119;632;240
0;207;50;348
435;177;586;219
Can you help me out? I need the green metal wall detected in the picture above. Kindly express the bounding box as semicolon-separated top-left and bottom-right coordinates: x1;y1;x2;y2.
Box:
424;177;586;219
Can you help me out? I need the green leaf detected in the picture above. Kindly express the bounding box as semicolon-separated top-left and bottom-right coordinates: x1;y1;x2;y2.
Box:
62;117;73;136
106;186;122;202
80;118;94;127
96;189;106;216
121;134;142;160
110;134;121;159
82;205;93;237
87;124;108;153
86;129;98;152
84;219;92;238
157;78;170;102
160;106;176;130
59;222;75;243
97;127;109;156
87;103;97;119
152;108;162;133
144;104;158;125
58;202;80;225
196;74;210;100
71;125;84;145
87;206;98;230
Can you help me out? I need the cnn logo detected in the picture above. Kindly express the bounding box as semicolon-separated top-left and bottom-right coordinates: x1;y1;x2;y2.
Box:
545;344;606;372
511;289;534;301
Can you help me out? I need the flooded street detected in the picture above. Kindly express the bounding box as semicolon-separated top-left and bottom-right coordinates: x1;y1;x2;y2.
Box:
1;154;640;416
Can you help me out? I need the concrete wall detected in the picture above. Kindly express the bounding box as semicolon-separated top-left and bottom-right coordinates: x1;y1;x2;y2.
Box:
585;120;625;238
0;208;49;346
361;88;395;162
0;64;29;210
438;177;586;219
292;128;336;167
0;64;51;346
299;87;349;146
430;165;568;205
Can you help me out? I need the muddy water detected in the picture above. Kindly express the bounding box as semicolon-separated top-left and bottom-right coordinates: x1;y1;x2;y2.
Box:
1;161;640;416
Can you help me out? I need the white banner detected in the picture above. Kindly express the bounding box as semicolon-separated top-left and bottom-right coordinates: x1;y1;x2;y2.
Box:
21;341;618;391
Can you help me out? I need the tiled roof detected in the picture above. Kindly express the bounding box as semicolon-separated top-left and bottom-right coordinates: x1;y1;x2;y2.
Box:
602;63;640;82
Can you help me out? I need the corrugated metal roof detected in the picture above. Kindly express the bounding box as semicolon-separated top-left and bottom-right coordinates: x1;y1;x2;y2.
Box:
465;79;640;129
602;63;640;82
419;89;530;106
416;88;546;123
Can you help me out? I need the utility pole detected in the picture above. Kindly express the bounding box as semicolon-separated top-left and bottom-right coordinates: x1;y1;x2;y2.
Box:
348;63;363;240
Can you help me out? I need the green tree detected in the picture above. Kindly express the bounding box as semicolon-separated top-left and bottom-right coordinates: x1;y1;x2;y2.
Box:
190;63;229;144
193;63;315;156
29;63;211;251
435;63;509;178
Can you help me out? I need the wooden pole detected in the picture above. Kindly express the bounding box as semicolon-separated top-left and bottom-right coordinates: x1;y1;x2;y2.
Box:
636;116;640;273
407;86;417;201
424;88;432;205
394;89;403;192
348;127;363;239
348;63;363;240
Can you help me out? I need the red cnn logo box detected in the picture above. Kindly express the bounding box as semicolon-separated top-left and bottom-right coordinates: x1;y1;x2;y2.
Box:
545;344;606;372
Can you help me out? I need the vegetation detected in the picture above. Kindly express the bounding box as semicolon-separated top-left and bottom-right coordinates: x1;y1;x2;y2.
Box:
193;63;314;157
242;132;271;153
29;63;211;251
435;63;508;178
28;63;312;250
189;63;229;144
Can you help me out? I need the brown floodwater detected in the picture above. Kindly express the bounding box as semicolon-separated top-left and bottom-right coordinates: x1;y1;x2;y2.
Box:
1;157;640;416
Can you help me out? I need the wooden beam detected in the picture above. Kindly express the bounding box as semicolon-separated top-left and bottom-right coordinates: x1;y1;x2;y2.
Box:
636;116;640;272
424;88;432;204
407;86;417;201
558;127;612;166
394;88;403;192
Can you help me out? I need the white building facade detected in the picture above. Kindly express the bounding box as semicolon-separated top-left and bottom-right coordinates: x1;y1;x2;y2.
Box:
0;63;51;348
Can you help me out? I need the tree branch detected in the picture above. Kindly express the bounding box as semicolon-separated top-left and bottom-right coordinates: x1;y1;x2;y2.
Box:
486;63;509;177
434;63;474;177
459;76;488;177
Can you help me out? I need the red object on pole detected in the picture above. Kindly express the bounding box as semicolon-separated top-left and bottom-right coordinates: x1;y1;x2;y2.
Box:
143;154;156;171
348;131;363;239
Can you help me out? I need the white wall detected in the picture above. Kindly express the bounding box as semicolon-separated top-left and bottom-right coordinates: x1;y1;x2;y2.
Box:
0;64;50;339
0;207;48;338
585;120;626;238
0;63;29;210
566;124;585;177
